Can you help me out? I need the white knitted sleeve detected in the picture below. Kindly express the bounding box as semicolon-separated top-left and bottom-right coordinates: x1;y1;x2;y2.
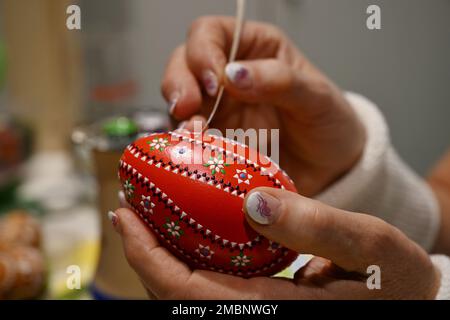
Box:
431;255;450;300
316;92;440;251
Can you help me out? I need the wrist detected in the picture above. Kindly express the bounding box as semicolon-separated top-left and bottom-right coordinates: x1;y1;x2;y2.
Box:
315;92;440;250
297;94;369;196
314;92;390;207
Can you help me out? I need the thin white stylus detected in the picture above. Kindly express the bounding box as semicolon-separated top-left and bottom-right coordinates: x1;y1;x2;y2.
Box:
203;0;246;132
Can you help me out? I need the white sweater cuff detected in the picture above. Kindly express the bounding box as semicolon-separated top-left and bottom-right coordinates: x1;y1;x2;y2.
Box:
316;92;440;251
431;255;450;300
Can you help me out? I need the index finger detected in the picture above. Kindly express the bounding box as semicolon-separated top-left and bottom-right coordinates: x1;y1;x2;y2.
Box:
186;16;285;91
161;45;203;121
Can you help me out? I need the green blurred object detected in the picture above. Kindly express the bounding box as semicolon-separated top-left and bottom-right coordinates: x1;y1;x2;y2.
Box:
0;178;20;212
0;39;6;88
102;117;139;138
0;179;44;218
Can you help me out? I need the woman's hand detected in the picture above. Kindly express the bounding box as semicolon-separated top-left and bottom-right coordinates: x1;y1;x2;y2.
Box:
114;189;440;300
162;16;366;196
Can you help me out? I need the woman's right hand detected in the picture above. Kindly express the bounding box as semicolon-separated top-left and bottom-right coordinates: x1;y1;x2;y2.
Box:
162;16;366;196
115;188;440;300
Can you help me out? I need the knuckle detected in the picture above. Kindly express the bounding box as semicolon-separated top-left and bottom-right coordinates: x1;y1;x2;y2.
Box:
160;77;172;98
256;22;285;40
264;24;288;50
266;24;285;40
188;16;213;37
312;79;335;99
361;218;396;261
160;77;170;94
160;45;184;97
284;200;329;250
304;202;328;233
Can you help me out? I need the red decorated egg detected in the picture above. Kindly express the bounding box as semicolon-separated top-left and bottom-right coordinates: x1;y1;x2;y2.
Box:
118;130;298;277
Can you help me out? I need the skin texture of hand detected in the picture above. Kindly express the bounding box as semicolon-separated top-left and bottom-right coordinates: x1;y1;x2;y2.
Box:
114;189;440;300
161;16;366;196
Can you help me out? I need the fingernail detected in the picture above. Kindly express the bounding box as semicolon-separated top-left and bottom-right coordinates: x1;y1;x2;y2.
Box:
118;191;130;209
202;70;218;97
225;63;252;89
245;191;280;225
168;94;180;116
108;211;119;229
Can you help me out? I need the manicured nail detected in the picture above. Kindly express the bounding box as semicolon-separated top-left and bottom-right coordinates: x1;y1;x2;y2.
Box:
168;94;180;116
225;63;252;89
118;191;130;209
108;211;119;228
245;191;280;225
202;70;219;97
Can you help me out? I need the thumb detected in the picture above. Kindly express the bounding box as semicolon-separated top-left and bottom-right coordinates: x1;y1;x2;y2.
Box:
243;187;391;273
224;59;304;110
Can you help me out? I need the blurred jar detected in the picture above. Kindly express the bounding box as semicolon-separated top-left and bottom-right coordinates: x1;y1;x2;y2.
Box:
79;0;138;123
72;109;168;299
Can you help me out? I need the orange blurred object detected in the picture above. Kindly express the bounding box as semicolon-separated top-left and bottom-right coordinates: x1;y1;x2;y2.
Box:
0;211;41;248
0;245;45;300
0;211;46;299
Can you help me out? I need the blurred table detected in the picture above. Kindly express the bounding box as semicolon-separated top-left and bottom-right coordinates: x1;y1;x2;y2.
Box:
42;204;99;299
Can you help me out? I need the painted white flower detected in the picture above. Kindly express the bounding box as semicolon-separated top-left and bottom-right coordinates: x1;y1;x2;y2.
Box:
123;179;135;199
140;195;155;214
203;155;229;175
163;219;183;239
195;244;214;260
149;138;170;151
267;241;281;254
171;144;193;165
231;252;252;267
233;169;253;185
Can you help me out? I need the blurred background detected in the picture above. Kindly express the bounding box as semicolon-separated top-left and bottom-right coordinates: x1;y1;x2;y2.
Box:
0;0;448;299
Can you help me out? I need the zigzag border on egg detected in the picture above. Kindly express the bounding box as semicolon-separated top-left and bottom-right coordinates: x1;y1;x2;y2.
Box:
127;145;249;199
125;140;287;201
168;131;287;190
205;133;296;186
141;131;295;187
119;162;291;277
120;158;260;248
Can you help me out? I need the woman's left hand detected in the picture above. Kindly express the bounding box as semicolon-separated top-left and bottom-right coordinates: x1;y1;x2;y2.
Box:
114;188;440;300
